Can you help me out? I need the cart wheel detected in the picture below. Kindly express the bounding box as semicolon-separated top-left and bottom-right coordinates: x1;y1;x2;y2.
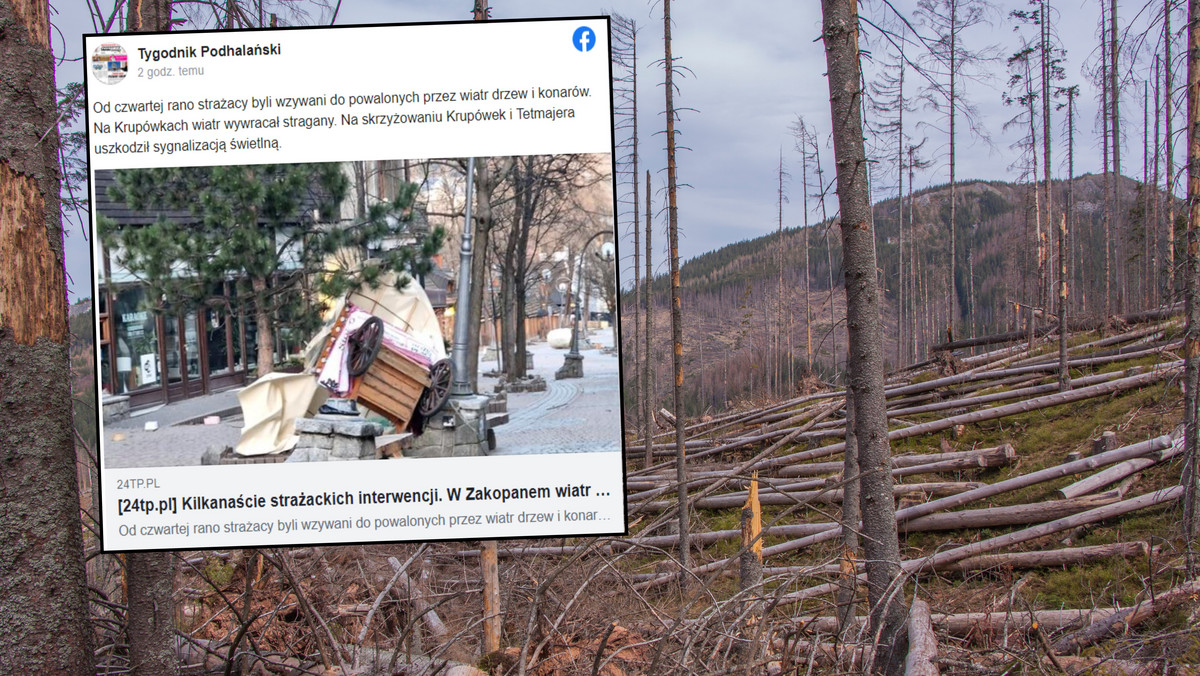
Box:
346;317;383;377
419;359;453;415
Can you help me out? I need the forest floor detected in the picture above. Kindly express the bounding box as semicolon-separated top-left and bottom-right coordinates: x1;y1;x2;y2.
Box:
84;317;1200;675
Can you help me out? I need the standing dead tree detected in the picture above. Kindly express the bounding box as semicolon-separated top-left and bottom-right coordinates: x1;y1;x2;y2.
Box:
612;12;640;435
915;0;995;339
662;0;690;575
821;0;907;671
1183;0;1200;545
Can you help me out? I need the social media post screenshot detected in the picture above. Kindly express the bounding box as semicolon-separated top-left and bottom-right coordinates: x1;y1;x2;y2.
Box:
84;18;626;552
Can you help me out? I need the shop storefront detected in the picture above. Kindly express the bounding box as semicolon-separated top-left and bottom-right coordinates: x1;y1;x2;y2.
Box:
95;169;259;410
98;278;256;410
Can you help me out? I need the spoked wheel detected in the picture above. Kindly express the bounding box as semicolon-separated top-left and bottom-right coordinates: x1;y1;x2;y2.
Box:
346;316;383;377
418;358;453;415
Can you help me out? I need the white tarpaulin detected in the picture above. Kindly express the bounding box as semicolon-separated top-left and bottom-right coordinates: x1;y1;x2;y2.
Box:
234;372;328;456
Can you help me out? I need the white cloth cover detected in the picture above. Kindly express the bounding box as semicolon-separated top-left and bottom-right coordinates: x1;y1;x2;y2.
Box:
234;372;328;456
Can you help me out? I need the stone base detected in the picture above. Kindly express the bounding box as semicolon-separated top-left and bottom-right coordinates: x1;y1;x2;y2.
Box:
102;395;130;423
555;354;584;379
508;375;547;392
404;395;489;458
288;415;384;461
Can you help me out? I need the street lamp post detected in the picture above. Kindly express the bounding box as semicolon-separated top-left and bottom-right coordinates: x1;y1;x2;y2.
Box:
450;157;476;398
557;230;613;379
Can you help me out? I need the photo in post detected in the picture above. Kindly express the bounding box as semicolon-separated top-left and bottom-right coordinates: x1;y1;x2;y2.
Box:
85;18;626;551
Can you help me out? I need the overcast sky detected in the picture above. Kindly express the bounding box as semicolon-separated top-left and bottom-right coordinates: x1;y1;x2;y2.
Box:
58;0;1156;301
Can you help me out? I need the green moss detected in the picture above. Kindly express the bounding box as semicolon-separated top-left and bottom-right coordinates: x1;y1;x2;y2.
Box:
202;557;235;590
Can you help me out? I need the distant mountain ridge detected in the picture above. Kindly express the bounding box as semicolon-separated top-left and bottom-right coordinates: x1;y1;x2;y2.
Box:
625;173;1176;416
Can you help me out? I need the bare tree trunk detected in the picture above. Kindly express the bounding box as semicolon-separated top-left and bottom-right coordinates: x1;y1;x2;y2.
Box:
1103;2;1113;321
1154;57;1163;306
1067;88;1078;316
1169;0;1178;303
126;6;182;671
1041;0;1054;316
125;553;178;676
778;150;786;399
815;143;838;376
948;0;959;338
908;147;919;359
1059;211;1071;391
1112;0;1124;312
663;0;690;573
896;61;905;366
1182;0;1200;543
0;2;93;672
821;1;907;670
1145;81;1152;308
803;132;813;370
643;172;655;468
468;159;503;392
837;383;860;640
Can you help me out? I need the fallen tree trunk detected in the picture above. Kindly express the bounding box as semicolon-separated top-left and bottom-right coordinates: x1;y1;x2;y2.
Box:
1048;656;1160;675
1058;437;1183;499
782;445;1015;478
941;541;1149;573
634;437;1174;589
886;371;1124;418
756;542;1148;579
929;304;1182;352
796;608;1117;636
636;482;985;513
776;487;1183;603
905;598;938;676
386;556;448;641
694;450;1014;506
1050;577;1200;654
768;368;1178;475
899;493;1122;533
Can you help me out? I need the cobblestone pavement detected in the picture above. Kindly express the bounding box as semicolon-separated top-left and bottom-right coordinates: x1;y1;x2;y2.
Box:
103;388;245;468
103;328;623;468
485;329;623;456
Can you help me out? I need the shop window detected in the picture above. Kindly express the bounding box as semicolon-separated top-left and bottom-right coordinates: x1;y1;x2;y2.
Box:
111;286;159;393
206;306;230;375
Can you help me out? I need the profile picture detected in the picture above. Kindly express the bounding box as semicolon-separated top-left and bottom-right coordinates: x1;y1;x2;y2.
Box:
92;43;127;85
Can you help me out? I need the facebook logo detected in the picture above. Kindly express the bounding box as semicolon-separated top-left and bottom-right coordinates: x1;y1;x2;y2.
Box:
572;26;595;52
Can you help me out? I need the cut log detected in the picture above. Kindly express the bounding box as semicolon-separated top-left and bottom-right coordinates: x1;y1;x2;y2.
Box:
905;598;938;676
1051;577;1200;654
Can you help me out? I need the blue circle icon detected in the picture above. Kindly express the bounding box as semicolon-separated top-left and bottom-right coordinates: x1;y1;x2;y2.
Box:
573;26;596;52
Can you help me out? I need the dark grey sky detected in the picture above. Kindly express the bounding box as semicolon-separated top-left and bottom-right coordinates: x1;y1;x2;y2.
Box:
60;0;1156;300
